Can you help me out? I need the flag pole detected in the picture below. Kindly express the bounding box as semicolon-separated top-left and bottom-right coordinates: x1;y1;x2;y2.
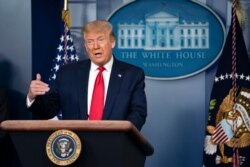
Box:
62;0;70;63
64;0;68;11
232;0;240;166
232;0;237;108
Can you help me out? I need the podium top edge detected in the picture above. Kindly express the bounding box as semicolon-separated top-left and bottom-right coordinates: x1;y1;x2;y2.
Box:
0;120;134;132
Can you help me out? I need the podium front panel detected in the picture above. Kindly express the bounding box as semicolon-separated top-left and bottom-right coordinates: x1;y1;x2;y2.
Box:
10;131;145;167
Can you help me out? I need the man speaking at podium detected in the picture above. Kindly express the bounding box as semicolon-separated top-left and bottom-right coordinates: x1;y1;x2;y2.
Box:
26;20;147;130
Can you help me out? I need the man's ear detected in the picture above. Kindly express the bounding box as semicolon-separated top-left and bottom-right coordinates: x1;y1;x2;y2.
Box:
112;40;116;48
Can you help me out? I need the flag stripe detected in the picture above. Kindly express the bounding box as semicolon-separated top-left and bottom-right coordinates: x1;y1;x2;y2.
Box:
211;121;232;144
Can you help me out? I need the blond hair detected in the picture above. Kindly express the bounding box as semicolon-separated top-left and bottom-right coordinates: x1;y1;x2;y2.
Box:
82;20;115;40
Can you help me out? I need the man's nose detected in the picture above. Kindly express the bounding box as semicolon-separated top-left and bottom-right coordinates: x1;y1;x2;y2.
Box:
93;41;100;49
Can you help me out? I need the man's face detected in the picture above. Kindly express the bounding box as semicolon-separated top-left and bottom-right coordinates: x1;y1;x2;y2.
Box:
84;30;115;66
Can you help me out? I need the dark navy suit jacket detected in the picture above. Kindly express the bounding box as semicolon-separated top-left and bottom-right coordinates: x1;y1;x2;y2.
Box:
29;58;147;130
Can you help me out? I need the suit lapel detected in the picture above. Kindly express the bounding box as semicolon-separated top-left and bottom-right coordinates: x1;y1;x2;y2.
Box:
77;60;90;119
103;60;124;119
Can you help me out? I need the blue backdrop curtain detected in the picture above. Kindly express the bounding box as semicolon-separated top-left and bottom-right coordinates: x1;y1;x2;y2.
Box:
31;0;63;83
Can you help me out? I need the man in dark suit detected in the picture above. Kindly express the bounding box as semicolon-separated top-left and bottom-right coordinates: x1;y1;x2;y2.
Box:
27;20;147;130
0;87;11;166
0;87;8;134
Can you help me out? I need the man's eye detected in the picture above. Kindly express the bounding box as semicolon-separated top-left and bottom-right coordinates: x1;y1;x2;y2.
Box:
87;41;93;45
98;38;104;42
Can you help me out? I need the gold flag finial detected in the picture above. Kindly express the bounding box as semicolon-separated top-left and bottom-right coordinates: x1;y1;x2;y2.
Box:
62;0;70;27
234;0;247;30
62;10;70;27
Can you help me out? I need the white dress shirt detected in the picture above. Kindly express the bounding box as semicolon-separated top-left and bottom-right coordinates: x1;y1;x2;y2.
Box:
87;56;113;115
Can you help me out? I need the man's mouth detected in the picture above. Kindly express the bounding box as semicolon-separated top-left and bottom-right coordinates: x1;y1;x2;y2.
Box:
94;52;102;57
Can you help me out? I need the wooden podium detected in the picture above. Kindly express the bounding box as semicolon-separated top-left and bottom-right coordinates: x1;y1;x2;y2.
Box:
0;120;154;167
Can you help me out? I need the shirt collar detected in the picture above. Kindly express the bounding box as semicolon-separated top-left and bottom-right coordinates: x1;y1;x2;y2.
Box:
90;56;113;72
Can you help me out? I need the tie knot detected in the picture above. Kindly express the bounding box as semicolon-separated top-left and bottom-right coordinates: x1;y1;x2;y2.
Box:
98;66;105;72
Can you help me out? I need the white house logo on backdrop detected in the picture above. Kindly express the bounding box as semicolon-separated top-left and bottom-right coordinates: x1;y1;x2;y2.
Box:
108;0;225;80
117;11;209;50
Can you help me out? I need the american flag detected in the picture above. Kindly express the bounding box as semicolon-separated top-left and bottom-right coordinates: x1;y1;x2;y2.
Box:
48;10;79;120
48;19;79;82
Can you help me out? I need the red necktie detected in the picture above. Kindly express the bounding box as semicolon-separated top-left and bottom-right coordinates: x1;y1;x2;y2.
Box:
89;66;105;120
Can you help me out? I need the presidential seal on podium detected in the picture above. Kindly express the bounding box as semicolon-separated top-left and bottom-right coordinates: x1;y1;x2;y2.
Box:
46;129;82;166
